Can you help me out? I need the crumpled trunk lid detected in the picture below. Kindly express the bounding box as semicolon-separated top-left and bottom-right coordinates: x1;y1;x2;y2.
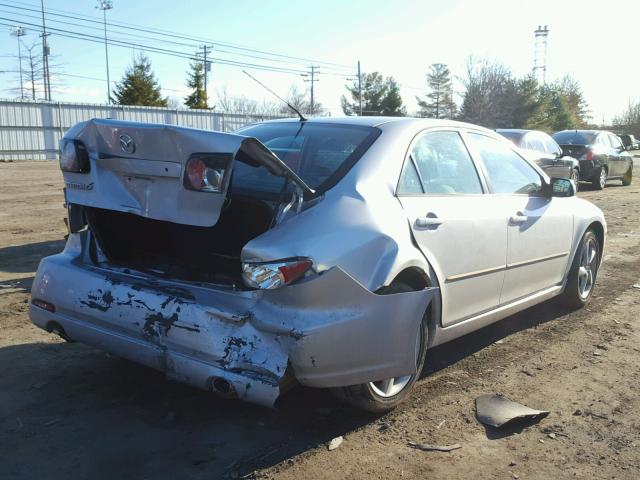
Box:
62;119;310;227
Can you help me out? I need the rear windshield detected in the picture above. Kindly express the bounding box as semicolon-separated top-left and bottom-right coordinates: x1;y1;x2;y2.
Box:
233;122;380;195
552;131;596;145
497;130;524;146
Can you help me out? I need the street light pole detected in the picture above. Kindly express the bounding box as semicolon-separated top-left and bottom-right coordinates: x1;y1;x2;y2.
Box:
11;26;26;100
96;0;113;104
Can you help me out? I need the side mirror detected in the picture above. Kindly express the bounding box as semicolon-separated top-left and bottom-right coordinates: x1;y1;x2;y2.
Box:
549;177;575;197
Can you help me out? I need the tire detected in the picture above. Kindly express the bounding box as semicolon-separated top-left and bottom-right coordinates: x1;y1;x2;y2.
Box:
570;168;580;192
560;229;600;309
591;167;607;190
331;282;429;413
622;166;633;186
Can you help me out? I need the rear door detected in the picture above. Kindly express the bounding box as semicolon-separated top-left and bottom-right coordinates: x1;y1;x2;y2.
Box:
464;132;573;304
607;134;630;176
397;129;507;326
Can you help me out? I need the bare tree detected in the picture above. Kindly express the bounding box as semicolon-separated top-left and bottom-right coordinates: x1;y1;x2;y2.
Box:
9;41;66;100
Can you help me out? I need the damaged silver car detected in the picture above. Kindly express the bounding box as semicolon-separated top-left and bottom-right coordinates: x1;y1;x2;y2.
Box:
30;117;606;412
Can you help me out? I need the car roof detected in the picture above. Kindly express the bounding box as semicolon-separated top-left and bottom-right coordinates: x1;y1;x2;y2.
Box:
259;116;496;133
554;129;606;135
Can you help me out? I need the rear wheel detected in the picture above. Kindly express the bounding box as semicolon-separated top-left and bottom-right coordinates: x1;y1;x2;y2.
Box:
331;282;428;413
560;229;600;308
570;168;580;192
622;166;633;186
591;167;607;190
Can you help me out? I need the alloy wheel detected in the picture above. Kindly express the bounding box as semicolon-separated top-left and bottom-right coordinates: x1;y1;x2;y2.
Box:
599;168;607;189
577;236;598;299
369;324;423;398
570;169;579;192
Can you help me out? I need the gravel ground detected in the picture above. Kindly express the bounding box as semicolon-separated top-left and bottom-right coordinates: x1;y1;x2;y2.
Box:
0;159;639;480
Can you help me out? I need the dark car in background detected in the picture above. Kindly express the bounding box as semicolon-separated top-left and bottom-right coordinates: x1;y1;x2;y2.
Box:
552;130;633;189
497;129;580;187
618;134;639;151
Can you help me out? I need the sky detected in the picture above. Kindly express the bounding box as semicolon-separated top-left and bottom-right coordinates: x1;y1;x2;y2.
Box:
0;0;639;123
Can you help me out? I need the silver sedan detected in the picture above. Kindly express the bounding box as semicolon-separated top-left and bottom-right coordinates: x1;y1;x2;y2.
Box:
30;116;606;412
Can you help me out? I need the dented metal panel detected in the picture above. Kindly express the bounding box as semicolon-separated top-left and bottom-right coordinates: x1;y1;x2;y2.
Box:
62;119;311;227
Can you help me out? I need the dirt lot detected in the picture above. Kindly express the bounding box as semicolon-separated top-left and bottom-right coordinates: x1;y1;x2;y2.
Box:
1;160;639;480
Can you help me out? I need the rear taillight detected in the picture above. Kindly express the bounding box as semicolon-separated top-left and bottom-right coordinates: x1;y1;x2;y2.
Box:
32;299;56;313
584;150;594;162
183;153;231;192
242;258;313;289
59;139;90;173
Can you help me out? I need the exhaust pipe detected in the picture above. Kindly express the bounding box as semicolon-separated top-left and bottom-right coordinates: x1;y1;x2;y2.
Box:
211;377;237;399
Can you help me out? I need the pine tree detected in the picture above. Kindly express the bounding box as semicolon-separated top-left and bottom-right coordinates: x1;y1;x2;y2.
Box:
341;72;405;116
416;63;456;119
111;54;167;107
184;61;208;109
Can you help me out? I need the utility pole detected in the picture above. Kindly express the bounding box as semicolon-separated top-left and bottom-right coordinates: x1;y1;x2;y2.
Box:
40;0;51;100
357;60;362;116
302;65;319;114
96;0;113;104
199;45;212;107
11;26;27;100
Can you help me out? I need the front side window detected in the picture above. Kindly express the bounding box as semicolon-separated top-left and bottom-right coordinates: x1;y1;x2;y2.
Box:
397;131;483;195
467;133;543;195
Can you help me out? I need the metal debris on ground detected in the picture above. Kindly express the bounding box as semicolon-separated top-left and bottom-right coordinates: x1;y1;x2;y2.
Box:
475;394;549;428
407;442;462;452
328;436;343;451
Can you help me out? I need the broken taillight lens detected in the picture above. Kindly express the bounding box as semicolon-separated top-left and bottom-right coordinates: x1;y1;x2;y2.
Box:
183;153;230;192
242;258;313;289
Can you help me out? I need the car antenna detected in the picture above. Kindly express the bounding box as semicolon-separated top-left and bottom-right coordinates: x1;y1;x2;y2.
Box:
242;70;307;122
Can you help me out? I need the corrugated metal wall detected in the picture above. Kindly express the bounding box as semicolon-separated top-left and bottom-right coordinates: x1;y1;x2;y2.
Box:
0;99;284;161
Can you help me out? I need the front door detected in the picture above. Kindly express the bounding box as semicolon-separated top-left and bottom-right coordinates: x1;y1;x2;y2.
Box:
464;132;573;304
397;130;507;326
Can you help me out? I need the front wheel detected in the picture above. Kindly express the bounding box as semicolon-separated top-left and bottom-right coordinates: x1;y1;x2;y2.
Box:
560;229;600;308
331;282;428;413
591;167;607;190
622;166;633;186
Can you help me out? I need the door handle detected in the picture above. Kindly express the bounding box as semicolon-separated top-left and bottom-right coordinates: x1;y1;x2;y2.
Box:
509;212;528;225
415;214;443;228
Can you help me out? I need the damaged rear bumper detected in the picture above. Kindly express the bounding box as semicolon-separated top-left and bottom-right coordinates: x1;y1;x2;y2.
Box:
30;235;436;407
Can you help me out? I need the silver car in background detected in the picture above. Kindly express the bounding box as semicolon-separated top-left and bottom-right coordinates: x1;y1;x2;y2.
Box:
497;128;581;188
30;117;606;412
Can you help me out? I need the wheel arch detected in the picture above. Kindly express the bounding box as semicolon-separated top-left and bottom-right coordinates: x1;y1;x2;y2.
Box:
388;264;442;348
586;220;605;264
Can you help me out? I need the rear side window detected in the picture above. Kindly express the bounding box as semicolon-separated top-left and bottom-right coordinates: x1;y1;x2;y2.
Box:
398;131;483;195
467;133;543;195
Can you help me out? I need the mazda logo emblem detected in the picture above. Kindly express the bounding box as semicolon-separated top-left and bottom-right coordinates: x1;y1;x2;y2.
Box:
119;134;135;154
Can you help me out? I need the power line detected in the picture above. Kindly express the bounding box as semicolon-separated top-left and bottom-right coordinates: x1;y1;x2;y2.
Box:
1;1;355;71
0;4;356;77
0;17;311;76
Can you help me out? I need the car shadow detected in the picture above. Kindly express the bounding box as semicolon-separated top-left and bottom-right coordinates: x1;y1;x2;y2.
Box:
0;299;571;479
423;299;572;377
0;341;374;480
0;239;65;274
